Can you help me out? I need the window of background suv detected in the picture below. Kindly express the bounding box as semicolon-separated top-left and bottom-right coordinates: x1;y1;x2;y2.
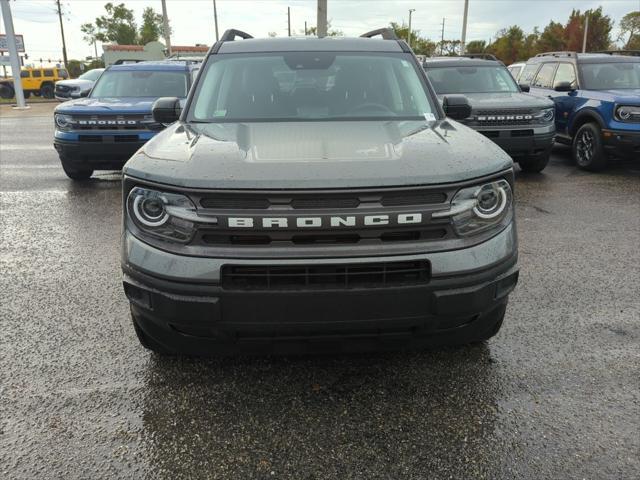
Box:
20;71;30;78
32;70;41;78
189;52;435;122
519;64;540;85
553;63;577;88
580;62;640;90
43;69;54;77
532;63;557;88
90;70;188;98
78;69;103;81
425;65;519;94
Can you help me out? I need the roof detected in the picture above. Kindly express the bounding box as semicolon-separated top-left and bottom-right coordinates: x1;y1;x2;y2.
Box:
104;44;208;53
217;36;403;54
172;45;209;52
104;44;144;52
108;60;194;71
423;57;501;68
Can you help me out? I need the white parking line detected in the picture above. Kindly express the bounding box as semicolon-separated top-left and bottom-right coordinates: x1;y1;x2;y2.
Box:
1;145;53;150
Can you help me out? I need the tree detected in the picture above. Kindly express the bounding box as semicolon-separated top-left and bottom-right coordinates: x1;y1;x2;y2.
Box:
437;39;461;56
389;22;436;56
565;7;612;52
619;11;640;49
465;40;486;54
80;23;100;57
86;2;138;45
537;21;566;52
487;26;526;64
138;7;169;45
306;20;343;37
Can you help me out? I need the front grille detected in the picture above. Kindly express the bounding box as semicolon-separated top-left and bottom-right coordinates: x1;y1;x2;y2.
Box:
55;85;70;93
221;260;430;290
474;109;534;126
78;134;139;143
71;114;149;130
511;129;534;137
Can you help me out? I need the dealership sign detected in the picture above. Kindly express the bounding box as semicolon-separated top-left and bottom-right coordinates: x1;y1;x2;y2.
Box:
0;34;25;53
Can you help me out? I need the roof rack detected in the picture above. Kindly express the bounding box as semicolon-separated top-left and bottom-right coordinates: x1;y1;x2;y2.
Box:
594;50;640;57
535;51;578;58
360;28;398;40
459;53;498;61
219;29;253;42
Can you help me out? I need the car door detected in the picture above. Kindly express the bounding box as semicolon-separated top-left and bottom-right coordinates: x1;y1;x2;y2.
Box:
549;63;579;135
30;69;42;91
20;70;32;90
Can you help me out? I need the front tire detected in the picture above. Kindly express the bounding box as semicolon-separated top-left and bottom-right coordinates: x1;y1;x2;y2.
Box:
40;84;54;99
0;84;14;99
518;150;551;173
60;156;93;180
573;123;606;171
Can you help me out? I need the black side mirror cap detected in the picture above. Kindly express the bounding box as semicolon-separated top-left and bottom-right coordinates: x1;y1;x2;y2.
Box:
152;97;182;124
554;81;574;92
79;89;90;98
519;84;530;93
442;95;472;120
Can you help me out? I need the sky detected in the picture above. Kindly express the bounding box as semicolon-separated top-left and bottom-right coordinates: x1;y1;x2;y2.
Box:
1;0;639;64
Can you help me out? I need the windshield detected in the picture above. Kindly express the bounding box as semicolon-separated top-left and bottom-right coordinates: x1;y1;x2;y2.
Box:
580;62;640;90
90;70;188;98
79;69;104;81
189;52;435;122
425;65;519;94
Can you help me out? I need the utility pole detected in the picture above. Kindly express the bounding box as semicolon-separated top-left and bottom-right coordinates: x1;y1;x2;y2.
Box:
304;21;308;36
213;0;219;41
408;9;415;47
582;13;589;53
0;0;27;108
161;0;172;55
461;0;469;54
317;0;327;38
440;18;445;55
55;0;68;69
288;7;291;37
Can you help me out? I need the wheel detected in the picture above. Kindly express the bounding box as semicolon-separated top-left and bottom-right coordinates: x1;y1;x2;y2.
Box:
23;91;31;99
33;91;41;97
572;123;606;171
131;307;173;354
0;83;14;99
60;156;93;180
40;84;54;99
518;150;550;173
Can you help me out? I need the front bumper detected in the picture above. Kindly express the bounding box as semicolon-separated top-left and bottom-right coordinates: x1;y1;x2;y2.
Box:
54;137;148;170
602;128;640;158
121;223;519;354
477;125;555;158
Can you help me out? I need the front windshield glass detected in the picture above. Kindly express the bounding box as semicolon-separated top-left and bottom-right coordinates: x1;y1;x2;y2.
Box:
189;52;435;122
90;70;188;97
580;62;640;90
79;69;103;81
426;66;519;94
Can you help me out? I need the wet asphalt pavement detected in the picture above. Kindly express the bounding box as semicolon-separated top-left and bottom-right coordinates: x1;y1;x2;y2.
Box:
1;105;639;480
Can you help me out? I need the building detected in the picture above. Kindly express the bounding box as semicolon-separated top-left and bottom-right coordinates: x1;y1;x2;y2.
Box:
102;42;209;66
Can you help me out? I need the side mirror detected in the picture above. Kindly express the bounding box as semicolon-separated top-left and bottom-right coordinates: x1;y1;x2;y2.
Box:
442;95;472;120
519;84;530;93
152;97;182;124
79;89;90;98
554;81;574;92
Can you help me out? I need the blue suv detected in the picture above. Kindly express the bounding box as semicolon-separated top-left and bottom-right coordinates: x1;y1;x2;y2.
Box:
53;60;200;180
521;51;640;170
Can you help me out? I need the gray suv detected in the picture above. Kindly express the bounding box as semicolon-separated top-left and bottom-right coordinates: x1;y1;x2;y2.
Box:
424;55;556;173
121;29;519;355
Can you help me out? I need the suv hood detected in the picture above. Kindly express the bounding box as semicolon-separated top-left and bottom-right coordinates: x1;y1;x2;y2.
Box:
55;97;158;115
598;89;640;103
55;78;94;89
437;92;553;110
124;120;512;189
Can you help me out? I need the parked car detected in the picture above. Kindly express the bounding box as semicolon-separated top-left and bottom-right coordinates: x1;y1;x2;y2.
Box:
423;55;556;172
0;66;68;99
53;60;199;180
507;62;526;81
54;68;104;101
521;51;640;170
121;29;519;355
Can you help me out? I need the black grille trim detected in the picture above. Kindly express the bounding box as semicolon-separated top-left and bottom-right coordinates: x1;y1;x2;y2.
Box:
221;260;430;290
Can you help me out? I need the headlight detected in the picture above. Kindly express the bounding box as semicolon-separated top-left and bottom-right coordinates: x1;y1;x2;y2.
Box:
54;113;73;129
127;187;198;243
534;108;555;124
433;179;513;236
615;105;640;122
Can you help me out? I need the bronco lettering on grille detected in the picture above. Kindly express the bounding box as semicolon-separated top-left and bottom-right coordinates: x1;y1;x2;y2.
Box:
227;213;424;228
77;120;139;125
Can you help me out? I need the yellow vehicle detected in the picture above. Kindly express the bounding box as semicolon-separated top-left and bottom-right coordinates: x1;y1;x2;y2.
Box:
0;66;69;99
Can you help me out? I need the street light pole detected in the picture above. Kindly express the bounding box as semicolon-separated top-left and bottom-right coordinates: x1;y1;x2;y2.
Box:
213;0;219;41
461;0;469;54
160;0;172;55
0;0;26;108
55;0;68;70
317;0;327;38
582;13;589;53
408;9;415;48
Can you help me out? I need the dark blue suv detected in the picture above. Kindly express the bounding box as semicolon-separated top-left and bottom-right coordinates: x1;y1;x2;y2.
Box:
53;60;200;180
521;51;640;170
